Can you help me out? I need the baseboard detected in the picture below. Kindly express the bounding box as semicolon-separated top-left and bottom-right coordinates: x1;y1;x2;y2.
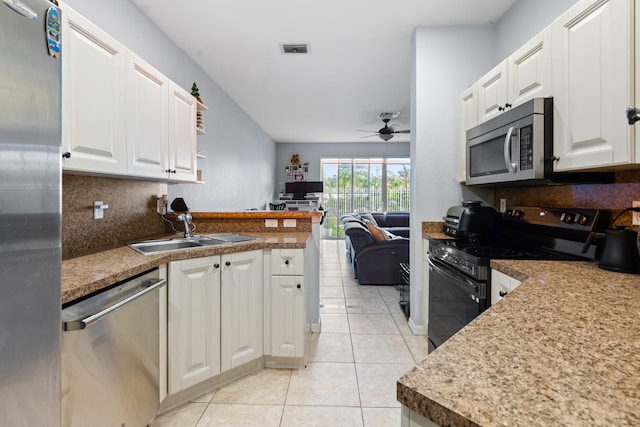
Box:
157;358;264;415
311;320;321;333
408;317;427;336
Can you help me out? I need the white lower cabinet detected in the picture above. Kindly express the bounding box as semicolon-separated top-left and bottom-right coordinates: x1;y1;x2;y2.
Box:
167;250;263;395
490;269;521;306
270;275;304;357
168;256;221;395
165;246;314;405
268;249;307;361
220;250;264;371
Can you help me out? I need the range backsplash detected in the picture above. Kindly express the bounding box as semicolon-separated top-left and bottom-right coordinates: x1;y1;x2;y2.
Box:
493;170;640;227
63;175;167;256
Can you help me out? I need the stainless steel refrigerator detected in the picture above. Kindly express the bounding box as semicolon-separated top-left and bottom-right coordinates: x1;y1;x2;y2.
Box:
0;0;62;426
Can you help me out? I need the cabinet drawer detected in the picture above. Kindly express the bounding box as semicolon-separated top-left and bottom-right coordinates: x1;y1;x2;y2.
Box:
271;249;304;275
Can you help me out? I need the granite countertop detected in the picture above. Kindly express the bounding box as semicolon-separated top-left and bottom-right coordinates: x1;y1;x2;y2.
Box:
62;231;311;305
191;211;323;219
398;258;640;426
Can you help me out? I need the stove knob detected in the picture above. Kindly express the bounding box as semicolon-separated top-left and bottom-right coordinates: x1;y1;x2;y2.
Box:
562;213;574;223
576;214;589;225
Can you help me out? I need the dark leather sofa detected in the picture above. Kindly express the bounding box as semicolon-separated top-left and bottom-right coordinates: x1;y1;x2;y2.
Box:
341;212;410;285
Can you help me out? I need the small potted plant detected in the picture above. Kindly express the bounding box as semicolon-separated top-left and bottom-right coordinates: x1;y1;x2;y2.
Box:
191;82;202;103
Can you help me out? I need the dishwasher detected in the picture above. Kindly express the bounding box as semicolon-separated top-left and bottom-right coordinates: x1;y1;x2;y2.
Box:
61;268;166;427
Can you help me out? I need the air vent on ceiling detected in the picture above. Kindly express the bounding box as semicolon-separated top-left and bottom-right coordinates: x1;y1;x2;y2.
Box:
281;44;309;54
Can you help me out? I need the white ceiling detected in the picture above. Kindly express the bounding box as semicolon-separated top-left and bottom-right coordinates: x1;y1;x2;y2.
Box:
131;0;517;143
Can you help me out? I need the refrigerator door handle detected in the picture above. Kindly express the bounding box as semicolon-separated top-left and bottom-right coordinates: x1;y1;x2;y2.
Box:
2;0;38;20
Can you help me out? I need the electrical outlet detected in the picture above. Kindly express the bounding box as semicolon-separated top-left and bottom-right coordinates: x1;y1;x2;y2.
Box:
265;219;278;228
499;199;507;213
633;201;640;225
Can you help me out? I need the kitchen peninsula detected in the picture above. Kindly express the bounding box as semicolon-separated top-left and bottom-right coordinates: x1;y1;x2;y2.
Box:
398;258;640;426
62;210;323;417
62;210;323;303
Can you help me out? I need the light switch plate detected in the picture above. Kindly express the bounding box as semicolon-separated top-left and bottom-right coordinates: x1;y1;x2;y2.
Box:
265;219;278;228
283;219;296;228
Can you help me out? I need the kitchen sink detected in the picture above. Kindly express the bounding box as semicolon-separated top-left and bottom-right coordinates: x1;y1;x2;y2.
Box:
128;233;262;254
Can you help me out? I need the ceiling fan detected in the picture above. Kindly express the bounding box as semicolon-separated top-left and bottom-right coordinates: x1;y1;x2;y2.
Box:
358;112;410;141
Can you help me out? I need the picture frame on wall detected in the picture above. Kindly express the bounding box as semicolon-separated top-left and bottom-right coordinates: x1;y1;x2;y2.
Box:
294;173;304;181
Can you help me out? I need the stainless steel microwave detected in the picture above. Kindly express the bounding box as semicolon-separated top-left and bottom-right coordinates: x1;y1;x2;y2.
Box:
466;98;552;185
465;97;613;186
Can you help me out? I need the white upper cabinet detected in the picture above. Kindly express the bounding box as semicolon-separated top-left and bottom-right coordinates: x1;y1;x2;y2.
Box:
459;84;478;182
474;26;553;126
61;3;126;174
477;61;509;123
60;2;198;182
126;52;169;180
168;82;198;182
508;27;553;107
552;0;635;171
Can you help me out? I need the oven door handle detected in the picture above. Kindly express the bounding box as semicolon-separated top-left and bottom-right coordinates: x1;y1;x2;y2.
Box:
428;257;480;295
503;126;518;173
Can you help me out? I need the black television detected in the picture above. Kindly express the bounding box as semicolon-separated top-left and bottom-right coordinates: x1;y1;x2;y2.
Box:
285;181;323;200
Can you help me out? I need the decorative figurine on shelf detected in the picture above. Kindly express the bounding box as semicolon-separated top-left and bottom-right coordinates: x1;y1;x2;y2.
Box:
290;154;300;166
191;82;202;103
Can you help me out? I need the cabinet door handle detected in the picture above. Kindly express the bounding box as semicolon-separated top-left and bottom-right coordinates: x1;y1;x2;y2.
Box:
284;260;290;265
626;106;640;125
499;290;508;297
62;152;71;159
225;261;231;266
296;284;301;289
213;263;220;268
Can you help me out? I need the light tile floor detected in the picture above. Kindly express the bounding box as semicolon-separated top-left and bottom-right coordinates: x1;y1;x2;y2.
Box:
151;239;427;427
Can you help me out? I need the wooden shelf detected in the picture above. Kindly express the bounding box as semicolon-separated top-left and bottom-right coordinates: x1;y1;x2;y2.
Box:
196;101;208;135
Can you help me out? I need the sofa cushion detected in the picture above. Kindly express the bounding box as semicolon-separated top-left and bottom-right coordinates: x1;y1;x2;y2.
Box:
365;220;387;241
359;213;378;226
382;211;410;227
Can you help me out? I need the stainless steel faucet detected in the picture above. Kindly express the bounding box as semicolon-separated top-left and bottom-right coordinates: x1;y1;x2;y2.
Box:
176;212;193;238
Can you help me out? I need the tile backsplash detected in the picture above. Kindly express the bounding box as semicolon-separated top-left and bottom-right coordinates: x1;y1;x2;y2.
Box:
494;170;640;227
63;175;167;256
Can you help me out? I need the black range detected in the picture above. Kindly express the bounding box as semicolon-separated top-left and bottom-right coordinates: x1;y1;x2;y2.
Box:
427;203;609;351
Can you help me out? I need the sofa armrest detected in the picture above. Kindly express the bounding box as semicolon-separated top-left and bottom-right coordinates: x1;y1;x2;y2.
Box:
354;239;410;285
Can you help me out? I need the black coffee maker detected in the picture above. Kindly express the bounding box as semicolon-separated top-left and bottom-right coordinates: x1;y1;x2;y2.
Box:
582;207;640;274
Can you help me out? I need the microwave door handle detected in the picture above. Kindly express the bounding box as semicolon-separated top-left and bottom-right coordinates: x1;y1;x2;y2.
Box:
503;126;518;173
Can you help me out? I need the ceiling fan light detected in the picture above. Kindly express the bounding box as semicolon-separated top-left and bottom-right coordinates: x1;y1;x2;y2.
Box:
379;133;393;141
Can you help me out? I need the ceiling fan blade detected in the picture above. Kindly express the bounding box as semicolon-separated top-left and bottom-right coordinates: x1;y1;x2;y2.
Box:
360;134;380;139
356;130;379;133
393;129;410;134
